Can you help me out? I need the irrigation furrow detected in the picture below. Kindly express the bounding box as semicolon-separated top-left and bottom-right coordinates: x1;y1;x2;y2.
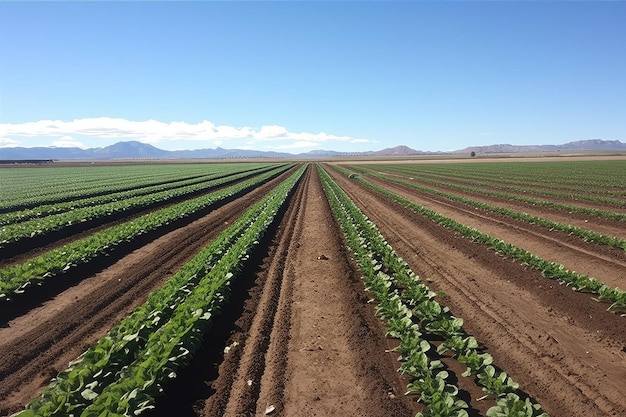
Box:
216;165;309;416
0;170;294;416
327;164;626;417
368;167;626;219
199;165;416;417
364;173;626;290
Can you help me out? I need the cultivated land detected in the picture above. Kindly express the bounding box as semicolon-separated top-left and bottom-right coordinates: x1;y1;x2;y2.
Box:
0;157;624;417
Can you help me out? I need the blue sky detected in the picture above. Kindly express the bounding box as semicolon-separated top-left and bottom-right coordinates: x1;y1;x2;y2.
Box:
0;1;625;153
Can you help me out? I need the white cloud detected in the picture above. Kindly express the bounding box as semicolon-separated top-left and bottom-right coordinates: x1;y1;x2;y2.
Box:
52;136;86;148
0;137;21;147
0;118;376;150
258;125;289;138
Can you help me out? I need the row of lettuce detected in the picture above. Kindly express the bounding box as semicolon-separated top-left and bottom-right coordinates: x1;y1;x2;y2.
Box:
8;161;616;416
0;163;277;226
335;166;626;314
0;164;283;253
9;162;548;417
318;165;548;417
0;164;293;303
347;166;626;250
359;163;626;221
386;164;625;208
12;164;307;417
374;160;625;195
2;163;266;212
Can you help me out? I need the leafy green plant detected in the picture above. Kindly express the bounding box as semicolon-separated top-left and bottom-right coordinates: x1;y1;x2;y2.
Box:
487;393;549;417
0;165;293;301
13;165;306;417
477;365;519;396
334;165;626;314
318;164;549;417
0;164;282;248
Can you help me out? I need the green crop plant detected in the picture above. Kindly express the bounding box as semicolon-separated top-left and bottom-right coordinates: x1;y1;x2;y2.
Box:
334;165;626;315
0;165;293;302
13;165;306;417
317;164;549;417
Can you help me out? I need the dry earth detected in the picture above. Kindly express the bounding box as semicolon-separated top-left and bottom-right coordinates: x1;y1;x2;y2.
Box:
1;161;625;417
326;163;626;417
0;168;294;415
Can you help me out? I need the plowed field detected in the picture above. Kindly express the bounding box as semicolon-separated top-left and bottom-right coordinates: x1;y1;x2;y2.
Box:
1;160;625;417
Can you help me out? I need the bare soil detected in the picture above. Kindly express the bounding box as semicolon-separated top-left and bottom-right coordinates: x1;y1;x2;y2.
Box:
326;164;626;417
2;160;626;417
0;168;293;415
385;172;626;240
150;165;418;417
361;172;626;289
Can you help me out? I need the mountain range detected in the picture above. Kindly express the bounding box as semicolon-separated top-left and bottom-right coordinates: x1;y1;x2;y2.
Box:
1;139;624;161
457;139;626;154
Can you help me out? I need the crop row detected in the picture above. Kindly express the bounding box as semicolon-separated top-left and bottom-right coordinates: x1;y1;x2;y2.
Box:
380;163;626;200
0;163;238;212
347;166;626;251
13;164;307;417
413;167;626;198
0;164;283;252
377;160;626;189
318;165;548;417
336;167;626;314
353;164;626;222
394;168;625;208
0;164;276;226
0;164;293;302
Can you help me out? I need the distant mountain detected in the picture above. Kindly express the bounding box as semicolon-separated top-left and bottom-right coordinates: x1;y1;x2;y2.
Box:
0;146;89;160
299;149;347;157
1;139;624;161
93;141;170;159
558;139;626;151
168;147;293;159
299;145;428;158
456;139;626;154
0;141;427;160
370;145;422;156
0;141;294;160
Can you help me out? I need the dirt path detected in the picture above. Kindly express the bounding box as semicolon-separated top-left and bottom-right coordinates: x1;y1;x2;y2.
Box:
408;173;626;213
5;160;625;417
384;173;626;241
0;169;294;416
0;167;279;267
326;164;626;417
197;165;418;417
362;173;626;290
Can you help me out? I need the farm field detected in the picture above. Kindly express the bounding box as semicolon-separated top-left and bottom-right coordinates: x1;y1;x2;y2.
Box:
0;158;625;417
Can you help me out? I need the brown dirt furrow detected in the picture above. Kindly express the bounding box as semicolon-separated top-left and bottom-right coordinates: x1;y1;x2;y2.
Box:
431;177;626;200
368;170;626;240
0;169;293;417
399;173;626;214
202;165;418;417
205;166;309;417
364;174;626;290
0;168;277;268
0;199;188;268
327;165;626;417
